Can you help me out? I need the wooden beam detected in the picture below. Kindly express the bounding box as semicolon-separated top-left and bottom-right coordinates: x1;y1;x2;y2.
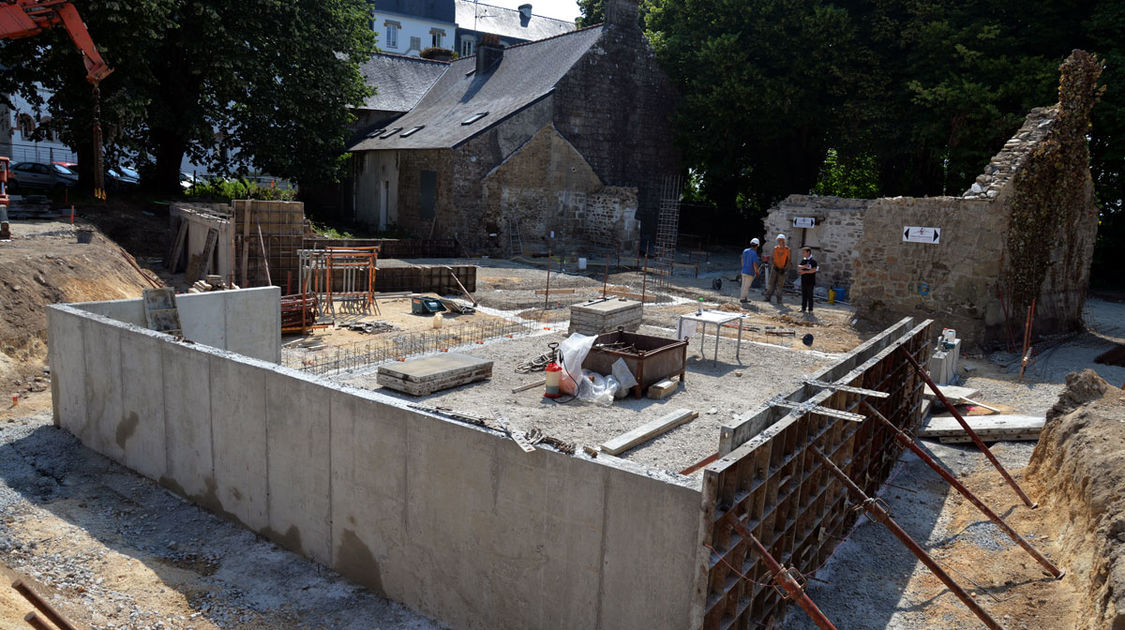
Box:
600;408;698;455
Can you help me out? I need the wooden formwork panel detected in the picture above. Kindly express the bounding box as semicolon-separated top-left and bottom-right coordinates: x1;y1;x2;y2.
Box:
694;318;931;630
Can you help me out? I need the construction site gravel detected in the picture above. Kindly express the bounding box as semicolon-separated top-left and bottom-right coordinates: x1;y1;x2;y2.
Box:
2;212;1125;630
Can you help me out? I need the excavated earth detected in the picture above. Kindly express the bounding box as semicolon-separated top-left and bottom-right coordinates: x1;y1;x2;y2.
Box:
1026;369;1125;630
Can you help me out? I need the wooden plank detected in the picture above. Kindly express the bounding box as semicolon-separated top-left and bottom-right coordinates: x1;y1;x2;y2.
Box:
922;384;980;402
167;219;188;273
920;414;1045;440
599;408;698;455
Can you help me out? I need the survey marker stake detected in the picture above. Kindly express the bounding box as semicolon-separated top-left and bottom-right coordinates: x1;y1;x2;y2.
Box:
860;400;1064;579
810;448;1005;630
900;348;1037;508
727;517;838;630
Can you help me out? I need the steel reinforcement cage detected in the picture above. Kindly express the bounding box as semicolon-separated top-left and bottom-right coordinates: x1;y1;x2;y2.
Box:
693;317;933;629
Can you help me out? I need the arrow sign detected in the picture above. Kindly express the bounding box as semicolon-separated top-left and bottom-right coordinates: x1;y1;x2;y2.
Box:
903;226;941;244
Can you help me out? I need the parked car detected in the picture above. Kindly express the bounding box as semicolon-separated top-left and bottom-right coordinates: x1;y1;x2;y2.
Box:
9;161;78;192
52;161;78;169
107;166;141;189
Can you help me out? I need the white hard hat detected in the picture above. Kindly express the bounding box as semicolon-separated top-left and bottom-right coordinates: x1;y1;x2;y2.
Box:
750;237;760;245
776;233;787;241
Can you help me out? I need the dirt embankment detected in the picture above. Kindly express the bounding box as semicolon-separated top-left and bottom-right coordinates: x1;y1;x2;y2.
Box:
1026;369;1125;630
0;221;159;385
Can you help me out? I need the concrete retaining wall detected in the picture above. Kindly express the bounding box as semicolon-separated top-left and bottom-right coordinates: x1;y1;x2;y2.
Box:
47;301;701;630
69;286;281;364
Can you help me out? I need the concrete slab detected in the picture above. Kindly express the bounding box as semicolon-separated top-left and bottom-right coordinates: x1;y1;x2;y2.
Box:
921;414;1045;442
223;287;281;362
177;290;226;349
377;353;492;396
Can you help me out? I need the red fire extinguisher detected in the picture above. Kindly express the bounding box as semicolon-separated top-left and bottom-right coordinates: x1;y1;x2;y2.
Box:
544;342;561;398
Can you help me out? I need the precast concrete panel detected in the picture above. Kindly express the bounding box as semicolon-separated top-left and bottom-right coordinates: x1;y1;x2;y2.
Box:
160;340;214;500
48;307;88;433
224;287;281;363
119;329;168;480
81;318;124;460
265;371;332;564
209;355;269;530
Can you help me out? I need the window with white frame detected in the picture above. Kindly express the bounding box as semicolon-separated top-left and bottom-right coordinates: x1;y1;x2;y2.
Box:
461;37;474;57
409;36;421;52
384;20;400;49
430;28;445;48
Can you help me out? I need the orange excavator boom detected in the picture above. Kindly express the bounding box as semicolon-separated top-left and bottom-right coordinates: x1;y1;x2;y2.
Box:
0;0;112;85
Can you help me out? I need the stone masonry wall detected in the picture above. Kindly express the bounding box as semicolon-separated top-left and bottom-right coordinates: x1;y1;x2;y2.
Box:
552;0;680;241
763;195;871;289
481;124;641;254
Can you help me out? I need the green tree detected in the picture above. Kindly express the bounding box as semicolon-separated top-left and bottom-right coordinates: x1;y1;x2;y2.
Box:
1086;0;1125;288
0;0;375;194
812;149;880;199
644;0;867;215
576;0;605;27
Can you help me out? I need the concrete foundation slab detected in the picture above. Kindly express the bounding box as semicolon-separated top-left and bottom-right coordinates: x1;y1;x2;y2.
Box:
377;353;493;396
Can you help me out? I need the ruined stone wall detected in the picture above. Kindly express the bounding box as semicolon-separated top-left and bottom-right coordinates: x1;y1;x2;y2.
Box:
552;2;680;241
763;195;871;289
850;51;1101;346
852;196;1003;344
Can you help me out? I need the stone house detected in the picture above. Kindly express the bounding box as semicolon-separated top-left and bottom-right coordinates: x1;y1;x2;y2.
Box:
762;52;1101;347
348;0;679;254
454;1;574;58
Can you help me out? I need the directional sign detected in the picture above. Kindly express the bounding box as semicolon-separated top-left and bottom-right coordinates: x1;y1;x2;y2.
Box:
903;226;941;244
793;216;816;228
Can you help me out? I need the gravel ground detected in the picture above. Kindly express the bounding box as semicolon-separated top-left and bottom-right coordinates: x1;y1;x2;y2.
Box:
336;324;835;473
0;410;443;630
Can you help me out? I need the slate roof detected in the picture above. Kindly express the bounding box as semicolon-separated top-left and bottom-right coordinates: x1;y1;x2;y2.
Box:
358;53;449;114
350;26;604;152
455;1;575;42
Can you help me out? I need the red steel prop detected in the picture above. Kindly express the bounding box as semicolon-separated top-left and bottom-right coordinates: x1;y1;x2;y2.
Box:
810;448;1005;630
860;400;1064;579
727;517;838;630
900;348;1037;508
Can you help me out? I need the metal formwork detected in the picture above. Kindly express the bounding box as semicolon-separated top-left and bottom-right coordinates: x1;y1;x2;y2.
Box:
694;317;932;630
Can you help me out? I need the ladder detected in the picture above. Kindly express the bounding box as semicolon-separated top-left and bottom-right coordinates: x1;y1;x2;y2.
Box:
508;218;523;257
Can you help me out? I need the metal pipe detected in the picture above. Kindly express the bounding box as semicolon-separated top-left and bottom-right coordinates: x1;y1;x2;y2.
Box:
603;254;609;299
809;450;1005;630
641;245;649;306
1019;298;1037;383
24;612;53;630
545;243;552;311
861;401;1063;578
901;348;1037;508
12;580;80;630
727;517;838;630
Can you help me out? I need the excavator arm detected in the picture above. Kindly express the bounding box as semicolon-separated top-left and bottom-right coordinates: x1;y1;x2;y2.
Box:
0;0;113;85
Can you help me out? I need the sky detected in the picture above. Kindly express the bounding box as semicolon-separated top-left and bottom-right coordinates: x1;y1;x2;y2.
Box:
474;0;581;23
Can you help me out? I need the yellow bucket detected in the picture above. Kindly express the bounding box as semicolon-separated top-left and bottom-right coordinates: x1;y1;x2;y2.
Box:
827;289;836;305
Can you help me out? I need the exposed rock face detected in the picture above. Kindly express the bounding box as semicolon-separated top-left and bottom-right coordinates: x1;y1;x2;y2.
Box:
1027;370;1125;630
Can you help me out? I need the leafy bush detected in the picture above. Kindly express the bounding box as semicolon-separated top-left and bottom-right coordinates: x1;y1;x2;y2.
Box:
185;177;297;202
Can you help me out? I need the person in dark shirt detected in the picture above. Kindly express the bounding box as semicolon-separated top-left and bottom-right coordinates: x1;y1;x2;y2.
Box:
797;247;818;314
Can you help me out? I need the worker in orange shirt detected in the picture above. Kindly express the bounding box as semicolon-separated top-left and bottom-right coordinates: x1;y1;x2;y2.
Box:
763;234;791;305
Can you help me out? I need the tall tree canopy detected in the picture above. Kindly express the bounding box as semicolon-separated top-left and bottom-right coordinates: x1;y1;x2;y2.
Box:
576;0;605;27
641;0;1121;286
0;0;376;193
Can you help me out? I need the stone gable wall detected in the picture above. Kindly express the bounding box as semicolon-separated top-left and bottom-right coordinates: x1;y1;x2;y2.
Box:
552;15;680;240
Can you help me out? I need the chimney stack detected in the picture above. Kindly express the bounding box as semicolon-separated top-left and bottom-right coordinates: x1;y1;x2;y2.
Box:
606;0;639;28
518;4;532;27
476;33;504;75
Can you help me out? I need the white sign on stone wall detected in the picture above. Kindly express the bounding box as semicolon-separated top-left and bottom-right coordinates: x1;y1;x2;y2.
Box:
903;226;942;244
793;217;816;228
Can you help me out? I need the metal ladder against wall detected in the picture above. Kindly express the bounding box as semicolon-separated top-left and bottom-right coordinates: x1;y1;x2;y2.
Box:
508;218;523;257
654;175;683;282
